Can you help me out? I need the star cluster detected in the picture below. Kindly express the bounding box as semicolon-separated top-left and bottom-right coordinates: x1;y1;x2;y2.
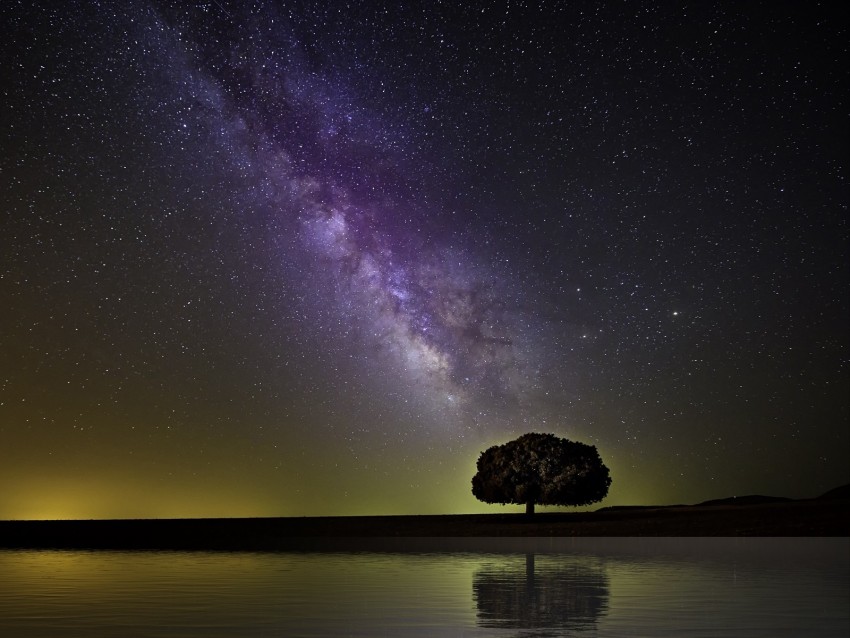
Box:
1;0;846;518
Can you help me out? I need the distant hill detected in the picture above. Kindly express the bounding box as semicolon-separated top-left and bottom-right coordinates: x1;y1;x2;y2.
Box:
817;484;850;500
696;495;792;507
694;483;850;507
595;505;675;512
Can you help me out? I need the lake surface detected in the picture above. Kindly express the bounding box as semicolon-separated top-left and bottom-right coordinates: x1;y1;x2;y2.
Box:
1;538;847;637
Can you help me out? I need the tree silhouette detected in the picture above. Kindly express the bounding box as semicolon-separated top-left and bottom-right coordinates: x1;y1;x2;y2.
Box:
471;433;611;515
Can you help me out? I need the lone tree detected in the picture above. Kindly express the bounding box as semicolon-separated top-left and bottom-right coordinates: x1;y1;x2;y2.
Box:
472;433;611;515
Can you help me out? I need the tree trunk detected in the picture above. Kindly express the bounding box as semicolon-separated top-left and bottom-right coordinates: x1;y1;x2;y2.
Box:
526;501;535;516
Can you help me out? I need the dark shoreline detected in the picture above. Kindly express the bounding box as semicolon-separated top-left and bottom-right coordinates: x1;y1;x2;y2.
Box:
1;498;847;551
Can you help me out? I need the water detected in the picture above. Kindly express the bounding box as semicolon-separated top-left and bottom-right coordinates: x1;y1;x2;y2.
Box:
0;538;847;637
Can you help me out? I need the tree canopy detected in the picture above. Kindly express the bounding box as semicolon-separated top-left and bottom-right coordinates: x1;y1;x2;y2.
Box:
471;433;612;514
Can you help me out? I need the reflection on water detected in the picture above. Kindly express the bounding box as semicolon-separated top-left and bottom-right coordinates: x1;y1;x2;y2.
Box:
0;538;847;637
474;553;608;632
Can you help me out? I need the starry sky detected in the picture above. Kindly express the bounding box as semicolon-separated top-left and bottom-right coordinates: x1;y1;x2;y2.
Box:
2;0;847;519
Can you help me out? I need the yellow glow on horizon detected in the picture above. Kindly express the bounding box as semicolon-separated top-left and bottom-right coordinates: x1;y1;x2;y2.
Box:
0;435;682;521
0;473;287;521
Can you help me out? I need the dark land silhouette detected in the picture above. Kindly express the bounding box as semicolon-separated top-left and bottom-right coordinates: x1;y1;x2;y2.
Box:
1;485;847;551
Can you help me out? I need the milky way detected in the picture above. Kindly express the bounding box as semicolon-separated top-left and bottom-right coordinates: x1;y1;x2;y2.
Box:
139;2;547;420
1;0;846;517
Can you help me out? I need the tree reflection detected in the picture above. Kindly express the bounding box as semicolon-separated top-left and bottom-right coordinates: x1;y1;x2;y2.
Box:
473;553;609;633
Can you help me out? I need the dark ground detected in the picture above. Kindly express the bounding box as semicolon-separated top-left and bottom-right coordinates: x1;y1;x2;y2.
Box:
1;497;847;551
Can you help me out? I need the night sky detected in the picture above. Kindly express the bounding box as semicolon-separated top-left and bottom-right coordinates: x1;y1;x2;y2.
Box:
2;1;847;520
